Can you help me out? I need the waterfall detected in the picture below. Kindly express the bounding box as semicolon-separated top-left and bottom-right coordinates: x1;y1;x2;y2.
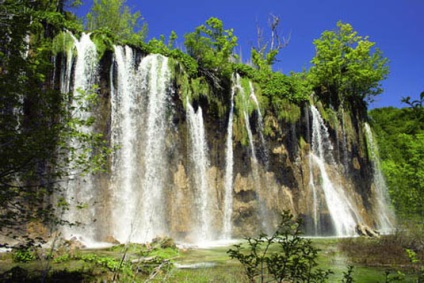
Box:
249;82;268;167
234;75;257;161
235;74;272;233
55;37;396;244
110;45;141;243
309;153;320;235
309;106;360;236
62;33;98;243
187;101;213;242
111;51;171;243
305;107;320;235
222;86;235;240
244;112;257;161
138;55;171;242
364;123;395;233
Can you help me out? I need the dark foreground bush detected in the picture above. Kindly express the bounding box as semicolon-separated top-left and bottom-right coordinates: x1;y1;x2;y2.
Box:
227;211;333;283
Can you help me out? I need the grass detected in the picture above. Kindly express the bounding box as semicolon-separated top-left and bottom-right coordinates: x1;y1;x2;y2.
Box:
0;235;423;282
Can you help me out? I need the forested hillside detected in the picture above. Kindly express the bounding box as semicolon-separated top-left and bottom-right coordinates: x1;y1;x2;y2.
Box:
369;93;424;218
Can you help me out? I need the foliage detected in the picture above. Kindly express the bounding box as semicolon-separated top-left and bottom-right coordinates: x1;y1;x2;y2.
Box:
341;266;355;283
80;254;133;276
382;134;424;216
308;21;389;110
369;106;424;217
53;253;72;263
256;71;308;125
184;17;238;78
12;247;36;263
402;91;424;108
0;0;110;246
232;76;256;145
90;27;115;58
405;248;424;282
86;0;147;42
52;31;76;55
401;91;424;128
227;211;333;282
169;49;199;78
251;14;289;71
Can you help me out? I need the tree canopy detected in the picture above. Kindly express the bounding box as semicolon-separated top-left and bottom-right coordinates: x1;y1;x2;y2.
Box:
86;0;147;42
369;100;424;218
308;21;389;110
184;17;238;78
0;0;108;241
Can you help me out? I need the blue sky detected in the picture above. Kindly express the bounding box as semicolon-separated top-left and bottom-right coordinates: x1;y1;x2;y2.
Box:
76;0;424;109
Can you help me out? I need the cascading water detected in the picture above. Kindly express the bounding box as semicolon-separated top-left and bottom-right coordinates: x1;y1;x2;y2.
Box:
305;107;320;235
364;123;395;233
308;154;320;235
234;75;257;162
186;100;213;242
222;85;235;240
110;45;141;243
55;37;396;244
235;74;272;234
309;106;360;236
111;51;171;243
249;82;268;167
62;33;98;243
138;55;171;242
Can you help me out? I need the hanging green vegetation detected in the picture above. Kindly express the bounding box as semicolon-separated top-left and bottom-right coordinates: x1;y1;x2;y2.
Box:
190;77;210;100
273;98;301;124
52;31;76;55
170;58;213;113
170;58;191;108
232;77;256;145
235;77;256;116
90;28;115;58
263;115;280;138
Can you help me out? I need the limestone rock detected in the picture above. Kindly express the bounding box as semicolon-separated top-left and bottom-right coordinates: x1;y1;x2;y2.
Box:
356;223;380;238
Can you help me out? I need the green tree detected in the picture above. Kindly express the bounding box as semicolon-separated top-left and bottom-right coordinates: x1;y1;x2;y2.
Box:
308;21;389;110
0;0;109;244
401;91;424;130
86;0;147;42
184;17;238;78
382;134;424;217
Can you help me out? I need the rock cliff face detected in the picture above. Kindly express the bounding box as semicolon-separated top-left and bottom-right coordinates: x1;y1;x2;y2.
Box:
58;41;394;245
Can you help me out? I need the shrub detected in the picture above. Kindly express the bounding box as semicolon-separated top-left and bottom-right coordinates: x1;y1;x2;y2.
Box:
227;210;333;283
12;247;36;263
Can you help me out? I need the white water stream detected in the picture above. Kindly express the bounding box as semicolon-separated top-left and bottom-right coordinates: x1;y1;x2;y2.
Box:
111;51;171;243
187;100;213;242
249;82;268;166
309;106;360;236
222;86;235;239
61;33;98;244
57;40;394;245
364;123;395;233
111;45;140;243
